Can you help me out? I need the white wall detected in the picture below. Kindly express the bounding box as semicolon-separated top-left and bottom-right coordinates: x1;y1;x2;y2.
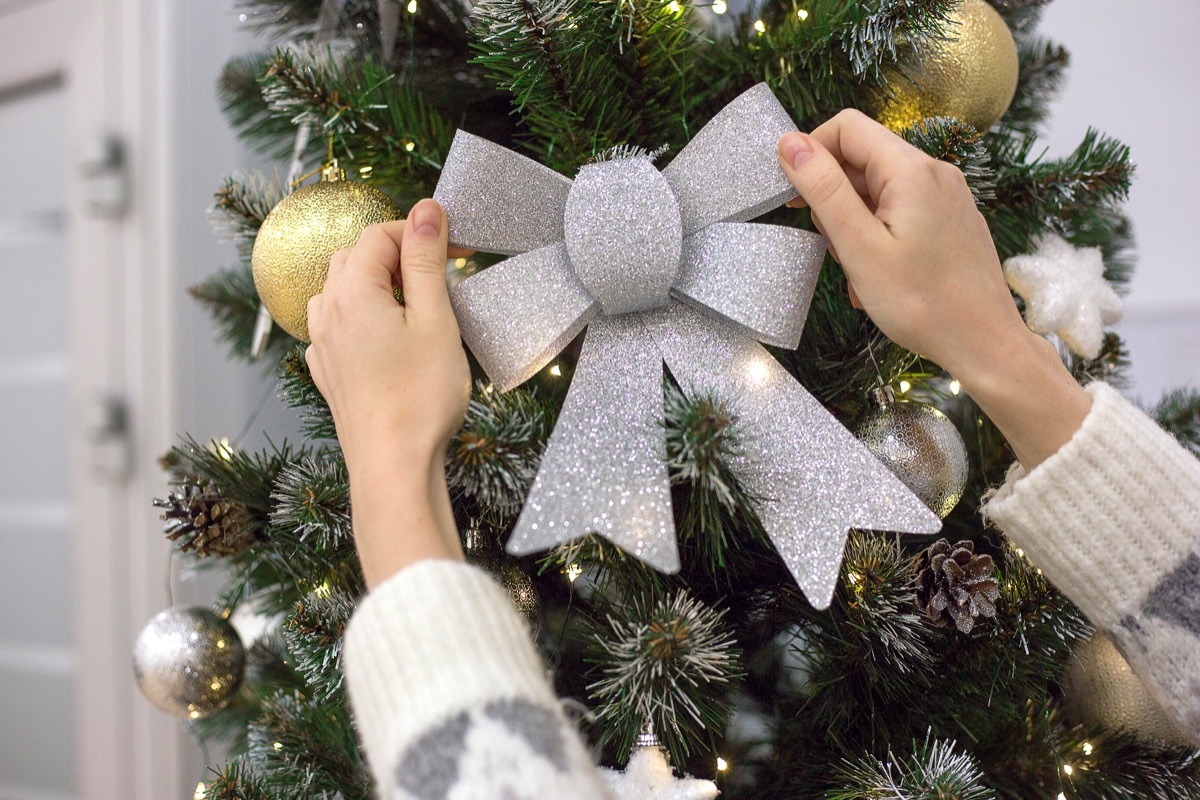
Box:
1038;0;1200;402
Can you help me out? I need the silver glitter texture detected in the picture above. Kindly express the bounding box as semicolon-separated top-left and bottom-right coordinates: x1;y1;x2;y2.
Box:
434;84;942;606
672;223;825;349
565;159;682;315
854;396;969;520
661;83;800;235
642;305;941;607
435;131;573;256
509;315;677;570
132;606;245;719
449;243;598;392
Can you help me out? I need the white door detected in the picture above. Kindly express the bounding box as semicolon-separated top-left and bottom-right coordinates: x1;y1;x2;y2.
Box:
0;74;76;800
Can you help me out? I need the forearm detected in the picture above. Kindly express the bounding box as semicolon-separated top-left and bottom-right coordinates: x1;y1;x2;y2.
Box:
349;450;464;590
948;329;1091;470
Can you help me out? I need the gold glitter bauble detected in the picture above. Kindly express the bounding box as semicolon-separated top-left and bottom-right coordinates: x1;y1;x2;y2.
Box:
873;0;1019;133
252;176;401;341
132;606;245;719
1063;632;1193;747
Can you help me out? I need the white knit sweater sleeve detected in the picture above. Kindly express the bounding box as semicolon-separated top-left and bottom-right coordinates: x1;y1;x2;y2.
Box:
342;559;612;800
983;381;1200;740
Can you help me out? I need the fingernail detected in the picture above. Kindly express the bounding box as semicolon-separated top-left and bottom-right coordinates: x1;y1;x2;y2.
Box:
410;199;442;238
780;133;813;170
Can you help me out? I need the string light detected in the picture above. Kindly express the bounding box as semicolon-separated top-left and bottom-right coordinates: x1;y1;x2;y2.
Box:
711;0;727;12
796;8;809;20
358;165;373;179
1057;794;1067;800
406;0;417;12
550;364;562;377
455;257;468;269
273;741;284;752
753;19;767;34
716;757;729;771
949;379;961;395
566;562;583;583
1082;742;1094;755
484;383;494;395
194;782;207;800
405;141;416;152
898;380;911;393
667;0;681;12
1063;764;1074;776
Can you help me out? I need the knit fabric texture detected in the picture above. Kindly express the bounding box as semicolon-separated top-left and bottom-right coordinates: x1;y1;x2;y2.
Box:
984;381;1200;741
342;559;611;800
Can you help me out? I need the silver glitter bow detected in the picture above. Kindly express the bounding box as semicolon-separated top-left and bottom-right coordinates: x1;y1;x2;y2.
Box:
434;84;940;608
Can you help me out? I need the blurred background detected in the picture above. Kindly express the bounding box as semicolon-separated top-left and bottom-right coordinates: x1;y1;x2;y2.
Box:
0;0;1195;798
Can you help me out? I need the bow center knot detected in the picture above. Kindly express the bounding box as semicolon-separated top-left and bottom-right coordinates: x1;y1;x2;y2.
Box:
564;157;683;316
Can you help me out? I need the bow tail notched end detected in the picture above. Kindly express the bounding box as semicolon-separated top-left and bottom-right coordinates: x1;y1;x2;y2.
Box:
643;305;942;610
505;315;681;574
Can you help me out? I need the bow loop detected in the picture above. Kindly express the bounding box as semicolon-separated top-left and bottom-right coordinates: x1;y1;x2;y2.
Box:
662;84;801;235
436;131;573;255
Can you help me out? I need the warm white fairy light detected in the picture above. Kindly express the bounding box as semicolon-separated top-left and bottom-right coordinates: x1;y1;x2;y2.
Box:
1082;742;1094;755
796;8;809;20
1063;764;1073;776
716;756;728;771
550;364;562;376
1057;793;1067;800
898;380;911;393
405;141;416;152
273;741;284;751
711;0;727;12
194;782;207;800
667;0;681;12
406;0;417;12
566;562;583;583
753;19;767;34
949;379;961;395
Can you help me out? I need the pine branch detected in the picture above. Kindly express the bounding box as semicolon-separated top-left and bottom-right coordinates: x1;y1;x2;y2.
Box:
270;453;352;551
902;117;996;204
587;588;741;765
1002;38;1069;136
830;732;995;800
1152;387;1200;458
447;383;550;517
210;172;286;260
203;756;274;800
283;586;357;702
218;53;311;161
190;266;301;366
280;347;337;441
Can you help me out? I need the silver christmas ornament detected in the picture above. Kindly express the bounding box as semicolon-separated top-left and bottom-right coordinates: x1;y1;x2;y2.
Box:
133;606;245;719
434;83;941;610
854;387;968;519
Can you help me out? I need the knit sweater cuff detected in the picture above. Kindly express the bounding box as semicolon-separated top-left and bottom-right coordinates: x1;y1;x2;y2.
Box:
342;560;557;778
982;381;1200;630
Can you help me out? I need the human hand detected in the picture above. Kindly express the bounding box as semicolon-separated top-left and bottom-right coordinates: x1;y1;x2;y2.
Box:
305;199;470;586
777;110;1090;469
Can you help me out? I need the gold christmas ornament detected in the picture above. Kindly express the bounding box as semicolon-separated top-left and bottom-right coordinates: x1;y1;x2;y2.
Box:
1063;632;1193;747
251;162;402;341
873;0;1019;133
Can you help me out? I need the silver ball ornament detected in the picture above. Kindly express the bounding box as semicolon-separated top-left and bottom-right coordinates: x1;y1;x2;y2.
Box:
133;606;246;719
854;386;969;519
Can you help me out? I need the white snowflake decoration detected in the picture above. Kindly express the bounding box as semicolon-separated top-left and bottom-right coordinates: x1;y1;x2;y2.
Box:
1002;233;1123;359
597;745;719;800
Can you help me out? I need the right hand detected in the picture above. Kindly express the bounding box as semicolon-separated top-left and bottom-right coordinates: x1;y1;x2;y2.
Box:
777;110;1091;470
776;109;1029;380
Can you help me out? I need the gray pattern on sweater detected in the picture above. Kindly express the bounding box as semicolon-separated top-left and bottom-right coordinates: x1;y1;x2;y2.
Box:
1142;553;1200;636
394;711;470;800
393;699;569;800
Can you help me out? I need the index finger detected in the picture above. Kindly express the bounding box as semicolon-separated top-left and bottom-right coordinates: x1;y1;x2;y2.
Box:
809;109;924;201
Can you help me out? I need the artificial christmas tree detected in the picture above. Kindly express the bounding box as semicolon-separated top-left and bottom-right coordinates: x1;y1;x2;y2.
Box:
140;1;1200;797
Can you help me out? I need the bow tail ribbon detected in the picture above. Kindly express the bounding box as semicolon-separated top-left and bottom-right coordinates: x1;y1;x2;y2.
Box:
506;315;680;572
641;304;941;609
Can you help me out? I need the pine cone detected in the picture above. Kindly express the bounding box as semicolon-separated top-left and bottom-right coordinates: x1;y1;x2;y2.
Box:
153;481;257;557
915;539;999;633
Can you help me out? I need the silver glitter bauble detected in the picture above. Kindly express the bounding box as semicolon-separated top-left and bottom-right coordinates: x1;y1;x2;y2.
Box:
1063;632;1193;747
854;387;968;519
133;606;245;719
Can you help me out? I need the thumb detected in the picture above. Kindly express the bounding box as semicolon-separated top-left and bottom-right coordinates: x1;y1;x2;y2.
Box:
401;199;454;320
778;132;884;262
